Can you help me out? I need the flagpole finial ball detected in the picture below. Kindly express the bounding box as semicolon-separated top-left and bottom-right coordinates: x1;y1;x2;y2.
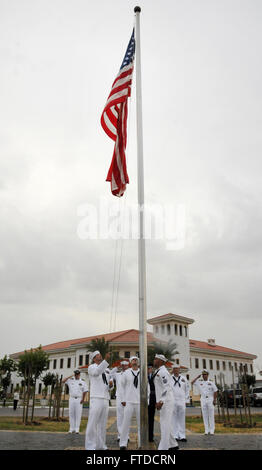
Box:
134;6;141;13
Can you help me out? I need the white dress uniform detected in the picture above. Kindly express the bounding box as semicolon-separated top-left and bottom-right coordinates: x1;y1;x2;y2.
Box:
171;374;189;440
194;379;218;434
110;367;126;440
65;377;88;433
85;360;113;450
153;365;178;450
119;368;140;448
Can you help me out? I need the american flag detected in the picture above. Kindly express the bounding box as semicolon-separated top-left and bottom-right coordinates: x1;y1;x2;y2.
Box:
101;30;135;197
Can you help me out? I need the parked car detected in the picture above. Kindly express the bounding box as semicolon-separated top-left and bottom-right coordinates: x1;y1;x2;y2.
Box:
251;387;262;406
224;388;243;407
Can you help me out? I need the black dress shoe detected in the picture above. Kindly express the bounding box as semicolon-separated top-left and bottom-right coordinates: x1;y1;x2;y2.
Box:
120;446;127;450
169;446;179;451
180;438;187;442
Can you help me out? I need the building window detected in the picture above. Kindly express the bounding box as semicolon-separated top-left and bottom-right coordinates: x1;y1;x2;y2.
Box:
228;361;232;370
209;360;213;370
176;359;179;365
53;359;57;370
85;354;89;365
60;358;64;369
239;363;243;372
202;359;206;369
79;355;83;366
38;383;42;394
186;374;190;381
195;358;199;369
161;325;165;334
184;326;187;337
190;358;192;368
167;324;171;335
125;351;130;358
136;351;140;357
174;324;178;335
47;361;50;369
234;362;238;372
223;361;226;371
155;326;159;334
67;358;71;368
179;325;183;336
250;364;253;373
216;361;220;371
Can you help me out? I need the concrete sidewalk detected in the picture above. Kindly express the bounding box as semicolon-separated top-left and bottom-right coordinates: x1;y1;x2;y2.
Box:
0;430;261;450
0;415;261;450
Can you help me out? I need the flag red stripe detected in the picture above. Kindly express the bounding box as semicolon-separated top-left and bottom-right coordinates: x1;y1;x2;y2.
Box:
101;31;135;197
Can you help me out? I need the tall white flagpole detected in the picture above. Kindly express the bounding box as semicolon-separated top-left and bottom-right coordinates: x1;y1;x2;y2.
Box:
134;6;148;449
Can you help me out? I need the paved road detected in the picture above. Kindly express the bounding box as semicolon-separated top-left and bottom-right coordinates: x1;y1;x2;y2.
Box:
1;404;261;418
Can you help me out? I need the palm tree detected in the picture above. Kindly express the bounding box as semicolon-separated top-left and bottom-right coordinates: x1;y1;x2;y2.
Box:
88;337;119;366
147;340;179;365
89;337;110;358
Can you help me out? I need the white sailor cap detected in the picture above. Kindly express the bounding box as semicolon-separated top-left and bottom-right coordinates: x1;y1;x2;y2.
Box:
90;350;100;362
202;369;209;374
172;363;180;369
155;354;168;362
120;360;129;365
129;356;139;363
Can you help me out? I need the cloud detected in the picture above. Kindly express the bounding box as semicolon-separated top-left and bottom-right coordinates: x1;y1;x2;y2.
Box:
0;0;261;369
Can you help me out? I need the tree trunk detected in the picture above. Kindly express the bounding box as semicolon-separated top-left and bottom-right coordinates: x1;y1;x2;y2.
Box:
25;375;30;424
22;383;26;424
31;383;36;422
48;385;53;419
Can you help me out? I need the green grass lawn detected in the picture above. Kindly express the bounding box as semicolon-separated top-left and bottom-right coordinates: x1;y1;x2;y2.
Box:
186;414;262;434
0;414;262;433
0;416;88;433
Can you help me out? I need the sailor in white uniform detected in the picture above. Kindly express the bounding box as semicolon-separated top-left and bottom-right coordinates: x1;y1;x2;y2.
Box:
63;369;88;434
171;365;189;442
85;350;114;450
110;360;129;441
192;369;218;435
153;354;179;451
119;356;140;450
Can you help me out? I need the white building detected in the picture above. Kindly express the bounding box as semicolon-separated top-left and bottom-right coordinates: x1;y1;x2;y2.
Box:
9;312;257;396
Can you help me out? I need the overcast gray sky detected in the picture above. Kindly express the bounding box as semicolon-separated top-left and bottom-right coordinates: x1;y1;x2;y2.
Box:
0;0;261;374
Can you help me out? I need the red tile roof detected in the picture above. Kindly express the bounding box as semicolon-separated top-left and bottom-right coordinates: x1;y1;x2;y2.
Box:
10;329;256;361
189;339;257;359
11;329;155;356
